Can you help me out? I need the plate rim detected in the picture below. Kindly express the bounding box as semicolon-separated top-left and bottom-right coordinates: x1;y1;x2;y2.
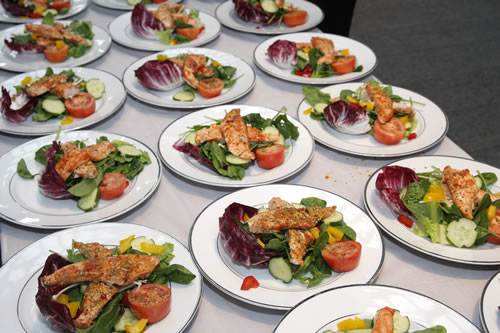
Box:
188;183;385;310
91;0;183;11
363;154;500;265
0;0;90;23
479;270;500;333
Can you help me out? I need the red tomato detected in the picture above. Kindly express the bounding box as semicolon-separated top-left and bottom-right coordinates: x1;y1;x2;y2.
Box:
398;214;413;228
98;172;128;200
487;210;500;244
331;55;357;75
128;284;171;323
64;92;96;118
321;240;362;273
255;145;285;169
176;27;202;40
29;12;42;18
49;0;71;11
121;292;130;307
373;118;406;145
197;78;224;99
303;64;313;73
44;44;69;63
241;276;259;290
408;133;417;140
152;0;167;3
283;10;307;27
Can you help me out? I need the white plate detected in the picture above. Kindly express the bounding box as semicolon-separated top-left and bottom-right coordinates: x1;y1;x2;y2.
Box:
274;284;480;332
158;105;315;187
297;82;448;157
0;0;89;23
480;271;500;333
215;0;323;35
189;184;384;310
363;155;500;265
0;130;161;229
92;0;182;11
108;10;221;51
0;67;126;136
123;48;255;109
254;32;377;85
0;21;111;72
0;223;202;333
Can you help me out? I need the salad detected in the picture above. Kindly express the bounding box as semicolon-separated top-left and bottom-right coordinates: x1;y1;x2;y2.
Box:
131;4;204;45
135;53;239;101
1;0;71;19
302;80;421;145
376;165;500;247
325;306;446;333
1;67;105;124
36;235;196;332
16;136;151;211
219;196;361;288
267;36;362;78
4;16;94;63
233;0;308;27
173;108;299;180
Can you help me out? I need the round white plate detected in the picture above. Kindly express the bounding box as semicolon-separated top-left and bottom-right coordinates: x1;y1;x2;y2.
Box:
0;21;111;72
92;0;182;11
108;9;221;51
158;105;315;187
254;32;377;85
0;0;89;23
0;67;126;136
0;130;161;229
189;184;384;310
0;223;202;333
297;82;448;157
123;48;255;109
363;155;500;265
274;284;480;332
215;0;323;35
480;270;500;333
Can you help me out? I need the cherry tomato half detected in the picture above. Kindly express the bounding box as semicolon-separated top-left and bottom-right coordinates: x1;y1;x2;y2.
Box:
241;276;259;290
49;0;71;11
197;78;224;99
255;144;285;169
98;172;128;200
331;55;357;75
321;240;362;273
283;10;307;27
64;92;96;118
128;283;171;323
373;118;406;145
397;214;413;228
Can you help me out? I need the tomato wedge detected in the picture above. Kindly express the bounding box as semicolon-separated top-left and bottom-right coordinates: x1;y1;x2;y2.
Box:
283;10;307;27
321;240;362;273
487;210;500;244
44;44;69;63
64;92;96;118
49;0;71;11
331;55;357;75
176;27;203;40
241;276;259;290
98;172;128;200
197;78;224;99
397;214;413;228
127;283;171;323
255;144;285;170
373;118;406;145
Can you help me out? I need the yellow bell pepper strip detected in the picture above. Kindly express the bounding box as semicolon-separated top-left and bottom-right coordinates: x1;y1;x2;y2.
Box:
256;238;265;248
399;115;409;125
327;233;336;244
55;294;69;305
21;76;32;86
340;49;350;55
212;60;221;67
309;227;320;239
302;47;311;53
156;54;168;61
423;184;445;202
125;318;148;333
61;115;73;125
327;226;344;241
488;205;497;220
55;40;65;49
169;38;176;45
337;317;366;330
359;101;374;111
141;242;166;255
67;301;80;318
346;96;358;104
303;107;313;115
243;213;250;222
118;235;135;254
33;7;44;14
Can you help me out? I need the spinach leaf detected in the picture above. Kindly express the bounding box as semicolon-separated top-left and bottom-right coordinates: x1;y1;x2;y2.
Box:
307;48;322;69
66;284;83;302
311;64;335;78
242;113;271;130
272;114;299;140
265;236;288;251
58;7;69;14
302;85;331;107
474;194;491;217
310;111;325;120
335;224;357;241
295;56;307;71
42;12;55;25
66;21;94;39
174;19;193;28
13;34;35;44
174;33;192;44
412;325;448;333
76;292;123;333
300;197;327;207
353;65;363;72
340;89;355;101
17;159;37;179
67;167;104;197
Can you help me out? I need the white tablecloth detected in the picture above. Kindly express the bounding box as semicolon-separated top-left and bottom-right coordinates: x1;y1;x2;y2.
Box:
0;1;496;331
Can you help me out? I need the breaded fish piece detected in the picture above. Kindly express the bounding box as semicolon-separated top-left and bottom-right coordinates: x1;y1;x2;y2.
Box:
442;166;478;219
41;254;160;287
74;282;118;328
365;83;394;124
73;241;112;259
288;229;314;266
372;307;395;333
220;109;255;160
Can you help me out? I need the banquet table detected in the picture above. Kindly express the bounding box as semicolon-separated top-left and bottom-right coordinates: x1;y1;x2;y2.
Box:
0;0;498;331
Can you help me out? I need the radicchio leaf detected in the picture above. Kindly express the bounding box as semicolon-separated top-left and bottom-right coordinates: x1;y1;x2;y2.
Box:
266;40;297;69
219;202;285;267
4;38;46;54
35;253;76;333
173;138;215;170
135;59;183;91
131;3;165;39
375;165;420;214
1;87;38;123
38;141;73;199
233;0;279;25
1;0;33;17
324;100;371;135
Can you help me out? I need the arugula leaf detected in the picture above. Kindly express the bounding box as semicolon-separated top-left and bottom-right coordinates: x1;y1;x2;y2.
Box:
17;159;37;179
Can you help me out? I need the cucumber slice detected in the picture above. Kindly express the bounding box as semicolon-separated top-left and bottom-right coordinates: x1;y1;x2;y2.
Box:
474;176;482;189
268;257;293;283
226;154;251;165
42;99;66;115
261;0;279;13
292;203;306;209
446;218;477;248
118;145;142;157
86;78;105;99
322;211;343;224
77;187;99;211
131;236;154;251
393;310;410;333
113;308;139;331
262;126;280;136
42;8;58;16
184;132;197;145
438;224;450;245
314;103;328;113
173;91;195;102
277;134;285;145
297;50;309;62
127;0;141;5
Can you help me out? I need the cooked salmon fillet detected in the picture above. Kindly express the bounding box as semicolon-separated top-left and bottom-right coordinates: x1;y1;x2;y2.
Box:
41;254;160;287
26;74;68;97
372;307;395;333
220;109;255;160
195;124;280;145
365;83;394;124
442;166;479;219
74;282;118;328
73;241;112;260
288;229;314;266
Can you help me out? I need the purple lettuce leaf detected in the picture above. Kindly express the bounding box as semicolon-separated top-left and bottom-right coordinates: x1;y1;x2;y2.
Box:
266;40;297;69
38;141;73;199
1;87;38;123
375;166;420;214
135;59;183;91
219;202;285;267
233;0;279;25
4;38;46;53
173;138;216;170
1;0;33;17
324;100;371;135
35;253;76;333
131;3;165;38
